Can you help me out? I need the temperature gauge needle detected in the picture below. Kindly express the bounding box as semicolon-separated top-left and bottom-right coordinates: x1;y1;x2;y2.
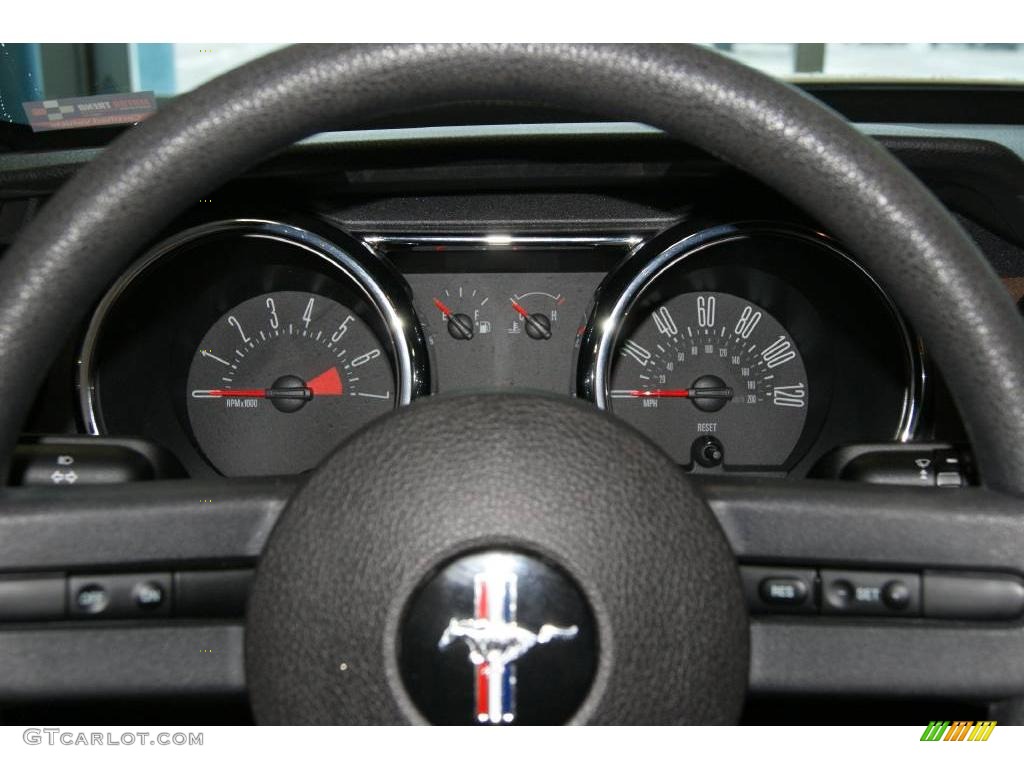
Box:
510;299;552;340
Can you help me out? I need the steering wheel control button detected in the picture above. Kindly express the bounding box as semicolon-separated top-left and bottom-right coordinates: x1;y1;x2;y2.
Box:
821;570;921;616
132;580;166;610
760;578;807;605
923;571;1024;620
0;575;66;621
73;583;110;615
399;550;597;725
69;573;172;619
739;566;817;614
881;580;912;610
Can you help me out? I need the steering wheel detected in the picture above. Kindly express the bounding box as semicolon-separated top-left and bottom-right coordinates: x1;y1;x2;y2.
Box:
2;44;1023;724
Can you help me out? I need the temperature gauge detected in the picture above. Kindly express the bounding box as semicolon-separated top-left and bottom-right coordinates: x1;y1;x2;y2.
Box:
508;291;566;341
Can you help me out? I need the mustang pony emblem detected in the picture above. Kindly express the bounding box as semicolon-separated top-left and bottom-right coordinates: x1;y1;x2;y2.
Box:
437;569;578;724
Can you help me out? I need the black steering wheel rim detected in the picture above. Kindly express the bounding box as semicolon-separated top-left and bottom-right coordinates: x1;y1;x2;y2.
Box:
1;43;1023;723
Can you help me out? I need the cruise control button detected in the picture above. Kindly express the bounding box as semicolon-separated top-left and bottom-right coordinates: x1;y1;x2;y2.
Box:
821;570;921;616
826;579;854;610
74;584;110;615
132;580;166;609
739;566;817;614
759;577;808;605
69;573;171;618
882;580;912;610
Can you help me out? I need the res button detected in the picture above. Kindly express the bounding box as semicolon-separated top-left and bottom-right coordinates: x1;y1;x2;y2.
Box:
759;577;809;605
739;566;817;614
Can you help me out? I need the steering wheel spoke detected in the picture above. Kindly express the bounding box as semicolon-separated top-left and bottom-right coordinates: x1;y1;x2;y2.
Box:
702;476;1024;698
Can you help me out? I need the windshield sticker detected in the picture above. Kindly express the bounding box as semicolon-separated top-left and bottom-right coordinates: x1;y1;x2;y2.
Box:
21;91;156;132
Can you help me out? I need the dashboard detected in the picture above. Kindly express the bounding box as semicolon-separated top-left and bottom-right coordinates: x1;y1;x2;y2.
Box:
3;119;1023;495
75;216;917;480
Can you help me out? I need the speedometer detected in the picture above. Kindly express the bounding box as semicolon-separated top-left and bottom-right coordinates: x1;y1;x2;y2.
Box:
608;292;808;468
578;222;922;476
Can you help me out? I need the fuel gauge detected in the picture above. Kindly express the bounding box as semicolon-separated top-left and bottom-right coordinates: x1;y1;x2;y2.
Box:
431;285;492;341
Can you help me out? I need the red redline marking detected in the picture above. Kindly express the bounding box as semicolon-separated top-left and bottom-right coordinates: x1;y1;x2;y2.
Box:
307;367;343;396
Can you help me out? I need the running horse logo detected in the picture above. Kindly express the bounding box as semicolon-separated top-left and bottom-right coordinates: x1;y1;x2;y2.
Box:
438;568;578;724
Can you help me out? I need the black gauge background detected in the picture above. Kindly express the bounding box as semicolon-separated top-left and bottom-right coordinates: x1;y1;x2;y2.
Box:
586;225;915;477
87;225;409;477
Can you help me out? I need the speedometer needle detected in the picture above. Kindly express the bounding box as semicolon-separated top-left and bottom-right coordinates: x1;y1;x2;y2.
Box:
611;387;734;399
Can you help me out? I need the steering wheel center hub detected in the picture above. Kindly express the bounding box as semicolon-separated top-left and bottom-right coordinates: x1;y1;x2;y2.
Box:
245;393;748;724
400;550;597;725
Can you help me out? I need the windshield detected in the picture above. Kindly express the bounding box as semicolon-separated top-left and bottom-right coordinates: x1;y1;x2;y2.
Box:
1;43;1022;128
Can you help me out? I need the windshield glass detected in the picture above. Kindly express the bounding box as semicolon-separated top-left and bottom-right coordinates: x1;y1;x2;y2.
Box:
1;43;1022;127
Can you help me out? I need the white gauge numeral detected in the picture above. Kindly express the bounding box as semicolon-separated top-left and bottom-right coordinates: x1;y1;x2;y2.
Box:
761;336;796;369
621;339;652;367
266;297;279;329
227;315;250;344
652;306;678;337
697;295;716;328
773;383;806;408
302;297;316;329
331;315;354;343
200;350;231;367
734;305;762;339
351;348;381;367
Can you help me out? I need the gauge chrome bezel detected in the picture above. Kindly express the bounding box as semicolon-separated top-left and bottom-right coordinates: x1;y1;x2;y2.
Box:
578;221;924;444
78;218;430;436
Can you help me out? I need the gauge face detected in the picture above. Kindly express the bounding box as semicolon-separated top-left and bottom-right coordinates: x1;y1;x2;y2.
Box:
432;284;493;340
186;291;394;476
508;291;565;341
609;292;808;468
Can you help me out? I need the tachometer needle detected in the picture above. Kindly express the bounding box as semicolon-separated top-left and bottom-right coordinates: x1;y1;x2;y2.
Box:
191;387;313;400
191;367;343;400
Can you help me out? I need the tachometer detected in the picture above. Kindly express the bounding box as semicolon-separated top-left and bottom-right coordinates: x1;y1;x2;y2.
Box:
187;291;394;476
608;292;808;468
79;219;429;478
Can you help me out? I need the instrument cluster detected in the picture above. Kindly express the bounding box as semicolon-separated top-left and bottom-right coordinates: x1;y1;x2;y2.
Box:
78;218;921;478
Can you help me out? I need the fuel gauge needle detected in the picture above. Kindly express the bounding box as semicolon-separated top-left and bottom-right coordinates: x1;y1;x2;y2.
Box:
434;297;475;340
433;298;454;318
